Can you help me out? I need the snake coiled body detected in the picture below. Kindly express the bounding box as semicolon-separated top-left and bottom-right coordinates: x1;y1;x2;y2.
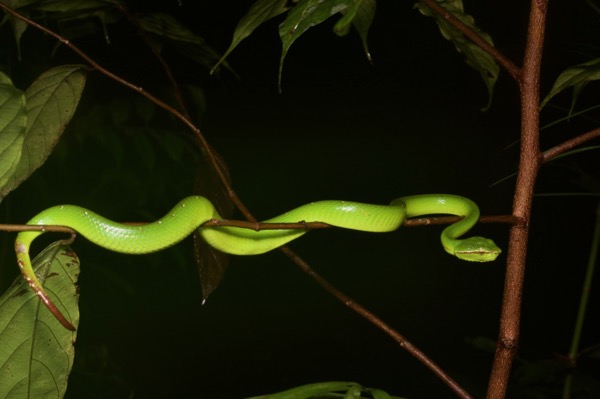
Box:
16;194;501;331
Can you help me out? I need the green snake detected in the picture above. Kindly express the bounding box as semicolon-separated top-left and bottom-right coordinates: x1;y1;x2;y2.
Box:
15;194;501;331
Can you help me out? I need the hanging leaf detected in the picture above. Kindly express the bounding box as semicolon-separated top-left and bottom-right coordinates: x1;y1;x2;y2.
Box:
0;72;26;196
415;0;499;110
136;12;228;73
2;65;86;198
211;0;292;73
193;149;234;302
540;57;600;112
3;6;30;60
333;0;376;63
278;0;356;88
0;241;80;398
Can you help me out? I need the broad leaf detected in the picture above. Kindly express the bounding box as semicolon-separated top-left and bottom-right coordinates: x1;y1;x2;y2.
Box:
540;57;600;112
416;0;499;110
212;0;291;73
278;0;355;88
0;72;26;196
0;241;80;398
2;65;86;198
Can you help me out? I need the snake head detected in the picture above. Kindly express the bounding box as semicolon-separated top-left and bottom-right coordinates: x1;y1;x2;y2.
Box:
453;236;502;262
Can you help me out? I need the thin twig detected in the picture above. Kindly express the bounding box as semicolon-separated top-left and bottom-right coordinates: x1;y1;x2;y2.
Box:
280;246;475;399
0;224;75;234
542;126;600;163
1;214;517;235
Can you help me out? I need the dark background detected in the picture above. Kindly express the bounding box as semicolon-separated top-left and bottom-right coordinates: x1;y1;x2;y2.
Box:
1;1;599;398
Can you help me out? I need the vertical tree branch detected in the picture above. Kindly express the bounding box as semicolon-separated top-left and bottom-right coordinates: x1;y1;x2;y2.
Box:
486;1;548;398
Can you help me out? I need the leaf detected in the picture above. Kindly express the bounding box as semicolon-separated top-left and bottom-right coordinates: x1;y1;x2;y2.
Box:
540;57;600;111
211;0;291;73
369;388;393;399
193;150;234;302
0;72;26;196
136;12;227;72
343;384;362;399
333;0;376;63
278;0;354;88
0;241;80;398
1;65;86;199
415;0;499;110
4;9;30;60
246;381;359;399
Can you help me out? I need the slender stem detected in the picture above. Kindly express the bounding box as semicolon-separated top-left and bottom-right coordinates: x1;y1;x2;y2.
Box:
0;224;75;234
0;213;515;234
562;201;600;399
280;246;475;399
486;1;547;398
542;126;600;163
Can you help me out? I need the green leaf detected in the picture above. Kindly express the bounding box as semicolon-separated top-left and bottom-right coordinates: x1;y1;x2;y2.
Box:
278;0;354;88
369;389;392;399
333;0;376;62
416;0;499;110
343;384;362;399
211;0;291;73
0;72;27;197
0;241;80;398
540;58;600;111
247;381;359;399
2;65;86;198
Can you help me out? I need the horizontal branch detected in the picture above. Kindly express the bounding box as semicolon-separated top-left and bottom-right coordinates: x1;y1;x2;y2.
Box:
1;224;75;234
0;214;516;235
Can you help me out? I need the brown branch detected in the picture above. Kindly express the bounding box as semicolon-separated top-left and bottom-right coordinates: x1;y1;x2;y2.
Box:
486;1;548;399
542;126;600;163
418;0;522;81
1;214;517;234
0;224;75;234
